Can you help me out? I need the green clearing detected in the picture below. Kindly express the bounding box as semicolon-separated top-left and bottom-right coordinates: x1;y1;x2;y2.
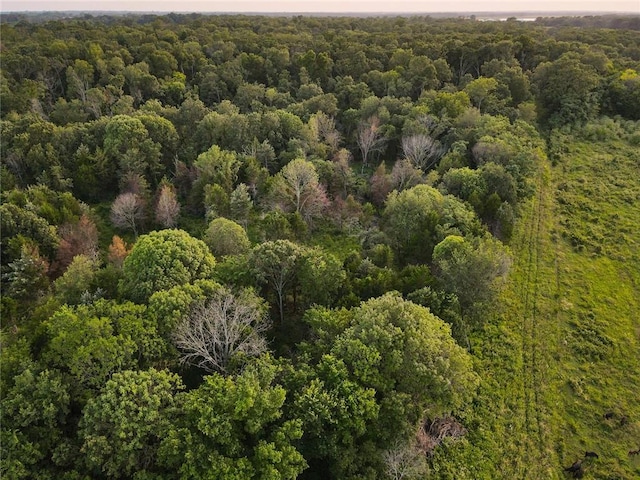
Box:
432;126;640;479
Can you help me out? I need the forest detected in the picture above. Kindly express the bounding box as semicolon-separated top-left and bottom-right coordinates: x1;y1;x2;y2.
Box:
1;12;639;479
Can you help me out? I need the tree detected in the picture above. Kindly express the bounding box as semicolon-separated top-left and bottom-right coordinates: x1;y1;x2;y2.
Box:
2;244;50;303
204;217;251;258
103;114;162;182
110;192;145;238
148;279;222;340
383;184;480;264
53;254;98;305
1;203;59;266
383;439;429;480
41;306;137;391
295;294;479;476
194;145;241;195
78;369;184;479
390;159;424;192
299;247;346;308
272;158;329;224
174;287;270;374
161;359;306;479
432;235;511;325
52;214;99;276
283;353;379;478
229;183;253;227
251;240;303;323
370;162;393;207
331;293;479;435
107;235;130;269
605;68;640;120
401;134;443;172
155;183;180;228
532;53;601;126
66;59;94;103
357;115;386;170
1;368;70;479
119;229;216;304
464;77;499;111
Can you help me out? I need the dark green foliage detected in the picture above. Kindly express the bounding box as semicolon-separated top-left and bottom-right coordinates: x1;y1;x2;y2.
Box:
1;368;70;478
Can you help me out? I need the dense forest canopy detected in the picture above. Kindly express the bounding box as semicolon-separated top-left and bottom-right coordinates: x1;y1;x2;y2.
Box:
1;13;639;479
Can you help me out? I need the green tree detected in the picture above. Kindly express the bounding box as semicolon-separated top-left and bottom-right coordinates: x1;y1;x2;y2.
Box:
1;203;59;266
532;53;601;126
340;292;477;407
119;229;216;304
161;359;306;479
229;183;253;228
41;306;137;391
383;184;480;264
464;77;499;111
204;217;251;258
148;279;222;339
251;240;303;323
432;235;511;326
65;59;94;103
79;369;184;479
299;247;346;308
283;354;379;478
195;145;241;195
103;114;162;183
1;368;71;479
53;254;98;305
2;244;50;303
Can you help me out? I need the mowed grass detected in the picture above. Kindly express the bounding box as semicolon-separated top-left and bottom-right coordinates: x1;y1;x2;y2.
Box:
430;123;640;479
548;131;640;479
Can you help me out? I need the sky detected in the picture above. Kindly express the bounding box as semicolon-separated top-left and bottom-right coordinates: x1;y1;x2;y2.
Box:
2;0;639;13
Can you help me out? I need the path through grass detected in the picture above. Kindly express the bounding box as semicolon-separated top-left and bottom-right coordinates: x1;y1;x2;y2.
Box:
431;123;640;479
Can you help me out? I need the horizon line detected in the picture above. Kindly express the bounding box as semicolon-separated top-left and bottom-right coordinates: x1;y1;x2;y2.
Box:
2;9;639;13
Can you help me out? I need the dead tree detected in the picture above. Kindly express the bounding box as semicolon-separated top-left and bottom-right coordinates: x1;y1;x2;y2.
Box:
357;115;386;171
174;288;270;374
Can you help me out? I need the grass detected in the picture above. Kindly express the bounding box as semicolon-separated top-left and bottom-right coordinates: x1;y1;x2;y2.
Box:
431;122;640;479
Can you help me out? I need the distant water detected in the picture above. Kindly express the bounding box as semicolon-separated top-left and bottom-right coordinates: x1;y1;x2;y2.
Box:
478;17;539;22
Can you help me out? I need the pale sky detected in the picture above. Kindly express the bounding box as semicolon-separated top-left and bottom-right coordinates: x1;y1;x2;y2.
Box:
2;0;639;13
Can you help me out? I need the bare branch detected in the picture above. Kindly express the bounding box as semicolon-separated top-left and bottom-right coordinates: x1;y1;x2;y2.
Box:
174;288;270;374
155;184;180;228
383;439;429;480
110;192;145;238
357;116;386;169
401;134;445;172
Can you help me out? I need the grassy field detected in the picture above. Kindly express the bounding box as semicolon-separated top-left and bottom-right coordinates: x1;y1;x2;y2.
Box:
432;122;640;479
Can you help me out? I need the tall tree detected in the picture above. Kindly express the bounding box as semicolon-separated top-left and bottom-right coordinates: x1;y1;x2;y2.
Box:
251;240;303;323
161;359;306;479
432;234;511;325
204;217;251;258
